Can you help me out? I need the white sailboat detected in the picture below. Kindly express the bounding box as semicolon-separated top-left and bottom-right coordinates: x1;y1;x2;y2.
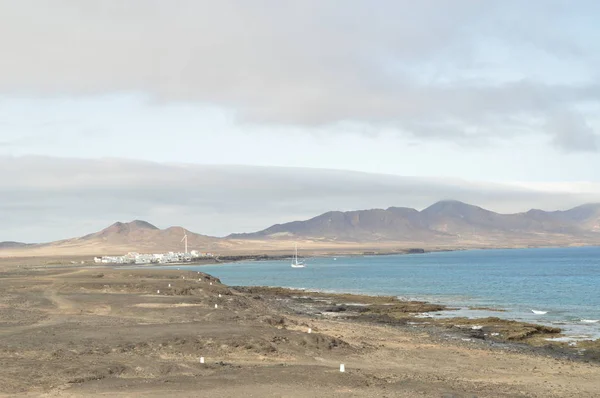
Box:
291;243;306;268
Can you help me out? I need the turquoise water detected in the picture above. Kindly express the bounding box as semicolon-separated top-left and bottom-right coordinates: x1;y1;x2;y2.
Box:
175;247;600;339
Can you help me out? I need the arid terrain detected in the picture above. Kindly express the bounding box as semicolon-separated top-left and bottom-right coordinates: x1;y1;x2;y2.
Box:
1;264;599;397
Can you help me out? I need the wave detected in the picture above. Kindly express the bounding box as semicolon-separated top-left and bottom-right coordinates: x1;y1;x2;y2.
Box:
414;313;433;318
581;319;599;323
531;309;548;315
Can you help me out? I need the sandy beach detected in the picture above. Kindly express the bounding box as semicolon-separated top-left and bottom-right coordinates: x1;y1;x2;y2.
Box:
1;265;599;397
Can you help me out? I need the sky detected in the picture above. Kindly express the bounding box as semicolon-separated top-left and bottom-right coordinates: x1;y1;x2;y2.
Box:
1;1;600;242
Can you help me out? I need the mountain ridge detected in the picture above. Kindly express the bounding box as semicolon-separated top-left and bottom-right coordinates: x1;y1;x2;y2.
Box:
1;200;600;255
24;220;224;255
228;200;600;241
0;241;30;249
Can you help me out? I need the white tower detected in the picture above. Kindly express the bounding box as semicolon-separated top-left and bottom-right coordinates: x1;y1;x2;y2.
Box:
181;230;188;254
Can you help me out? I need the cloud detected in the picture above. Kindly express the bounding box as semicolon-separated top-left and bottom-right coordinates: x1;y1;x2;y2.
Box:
1;1;599;150
548;111;598;152
1;156;600;242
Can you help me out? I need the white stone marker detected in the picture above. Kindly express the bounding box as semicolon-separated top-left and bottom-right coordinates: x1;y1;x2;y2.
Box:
218;294;222;298
157;290;160;294
340;364;345;372
168;284;171;287
215;304;218;309
200;357;205;364
308;328;312;334
210;282;212;285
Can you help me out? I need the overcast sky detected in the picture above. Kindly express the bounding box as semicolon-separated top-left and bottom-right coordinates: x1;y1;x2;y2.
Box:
1;1;600;241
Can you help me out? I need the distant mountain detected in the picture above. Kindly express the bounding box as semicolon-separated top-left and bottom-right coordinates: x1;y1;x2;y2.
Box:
2;201;600;257
559;203;600;232
0;241;30;249
20;220;226;255
229;200;600;243
230;207;431;241
80;220;160;242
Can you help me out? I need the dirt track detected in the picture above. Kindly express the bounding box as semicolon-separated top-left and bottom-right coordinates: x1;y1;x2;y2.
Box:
1;267;599;397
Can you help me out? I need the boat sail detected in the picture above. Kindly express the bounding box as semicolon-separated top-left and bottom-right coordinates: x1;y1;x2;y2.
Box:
291;243;305;268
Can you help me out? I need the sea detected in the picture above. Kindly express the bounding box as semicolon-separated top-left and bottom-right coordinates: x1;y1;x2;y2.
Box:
172;246;600;340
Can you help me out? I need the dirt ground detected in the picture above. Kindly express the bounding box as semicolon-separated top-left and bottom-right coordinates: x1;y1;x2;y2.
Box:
1;266;599;397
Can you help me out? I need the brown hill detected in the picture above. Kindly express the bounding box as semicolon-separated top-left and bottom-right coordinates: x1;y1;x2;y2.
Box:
80;220;160;243
10;221;228;256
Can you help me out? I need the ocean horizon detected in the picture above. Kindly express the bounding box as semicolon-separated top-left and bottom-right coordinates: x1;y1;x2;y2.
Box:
169;246;600;340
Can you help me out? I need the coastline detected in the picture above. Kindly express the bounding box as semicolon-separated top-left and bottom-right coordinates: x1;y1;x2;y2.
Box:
96;255;600;362
4;244;600;268
148;248;600;344
107;244;600;267
1;265;599;397
4;248;600;356
233;285;600;364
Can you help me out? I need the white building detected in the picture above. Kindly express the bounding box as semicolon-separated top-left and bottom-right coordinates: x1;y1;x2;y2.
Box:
94;250;212;265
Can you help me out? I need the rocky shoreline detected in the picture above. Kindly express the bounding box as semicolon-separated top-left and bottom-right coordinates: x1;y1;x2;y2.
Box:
234;286;600;364
2;265;600;396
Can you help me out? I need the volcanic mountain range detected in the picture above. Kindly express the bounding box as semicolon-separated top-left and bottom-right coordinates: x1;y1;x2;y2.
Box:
230;200;600;240
2;200;600;256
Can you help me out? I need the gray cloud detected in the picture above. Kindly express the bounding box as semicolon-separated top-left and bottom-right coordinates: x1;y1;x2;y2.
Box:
1;156;599;242
548;111;598;152
1;1;599;151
